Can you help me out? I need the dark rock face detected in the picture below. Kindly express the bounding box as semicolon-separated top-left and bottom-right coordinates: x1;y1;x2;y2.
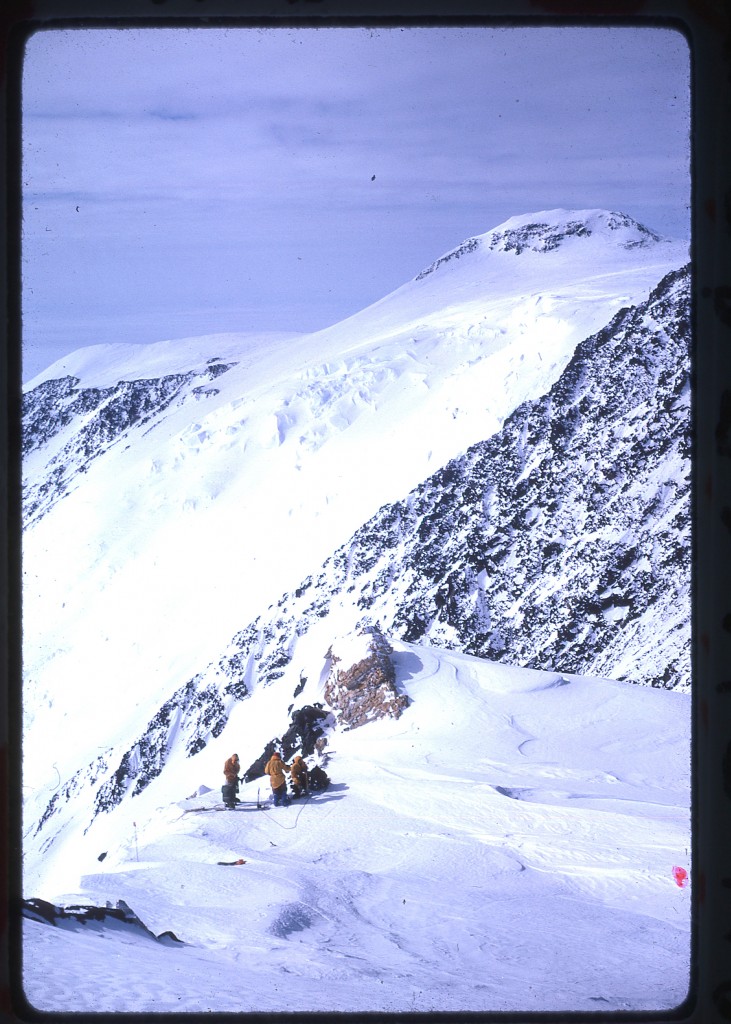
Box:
413;212;662;281
280;705;332;758
213;265;691;695
488;218;591;254
416;237;480;279
242;741;280;786
22;362;237;525
486;212;660;256
33;668;248;834
381;265;691;689
324;628;410;730
22;897;183;944
242;705;333;783
90;671;245;816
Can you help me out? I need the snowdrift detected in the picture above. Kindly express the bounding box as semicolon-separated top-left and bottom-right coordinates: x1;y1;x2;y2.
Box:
22;641;691;1015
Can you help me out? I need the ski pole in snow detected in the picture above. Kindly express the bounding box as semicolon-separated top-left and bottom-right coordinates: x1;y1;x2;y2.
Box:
133;821;139;862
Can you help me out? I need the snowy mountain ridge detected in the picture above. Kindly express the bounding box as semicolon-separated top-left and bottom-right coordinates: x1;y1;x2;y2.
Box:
213;263;691;699
29;259;687;848
20;208;692;1013
22;209;687;729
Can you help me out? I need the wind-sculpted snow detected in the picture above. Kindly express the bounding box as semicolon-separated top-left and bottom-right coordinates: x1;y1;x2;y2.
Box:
23;641;690;1014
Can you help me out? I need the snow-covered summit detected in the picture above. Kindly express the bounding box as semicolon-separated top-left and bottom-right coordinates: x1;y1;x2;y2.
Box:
415;209;669;280
486;207;664;253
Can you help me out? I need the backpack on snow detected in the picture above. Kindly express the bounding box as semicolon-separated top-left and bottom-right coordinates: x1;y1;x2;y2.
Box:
308;765;330;792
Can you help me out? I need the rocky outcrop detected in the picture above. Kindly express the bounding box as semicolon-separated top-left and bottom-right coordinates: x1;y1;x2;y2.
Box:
486;211;660;255
384;265;691;689
414;211;662;281
33;668;247;837
22;897;183;944
324;627;409;730
242;705;333;783
416;237;480;279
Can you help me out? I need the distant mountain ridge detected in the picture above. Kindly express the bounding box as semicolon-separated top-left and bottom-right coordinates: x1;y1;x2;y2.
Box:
22;360;236;526
415;209;665;280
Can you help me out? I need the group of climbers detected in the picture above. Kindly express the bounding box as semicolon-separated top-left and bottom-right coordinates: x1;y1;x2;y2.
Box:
221;751;324;810
263;751;309;807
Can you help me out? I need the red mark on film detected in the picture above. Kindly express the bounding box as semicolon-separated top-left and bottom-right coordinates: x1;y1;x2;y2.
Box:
672;866;689;888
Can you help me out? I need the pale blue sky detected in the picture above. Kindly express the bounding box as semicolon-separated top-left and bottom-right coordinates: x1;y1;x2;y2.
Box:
22;25;690;380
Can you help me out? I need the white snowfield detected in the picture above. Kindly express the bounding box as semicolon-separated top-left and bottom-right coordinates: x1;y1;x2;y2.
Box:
21;209;688;775
22;641;691;1015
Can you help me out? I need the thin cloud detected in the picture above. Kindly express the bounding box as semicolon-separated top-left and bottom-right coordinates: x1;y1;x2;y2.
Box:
21;24;690;380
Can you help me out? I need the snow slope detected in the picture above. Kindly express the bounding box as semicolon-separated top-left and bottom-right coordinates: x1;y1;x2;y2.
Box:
21;210;687;773
21;640;691;1015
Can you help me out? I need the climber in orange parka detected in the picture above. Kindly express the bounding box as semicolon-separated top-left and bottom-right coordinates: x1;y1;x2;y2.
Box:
264;751;291;807
289;755;310;799
222;753;241;809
